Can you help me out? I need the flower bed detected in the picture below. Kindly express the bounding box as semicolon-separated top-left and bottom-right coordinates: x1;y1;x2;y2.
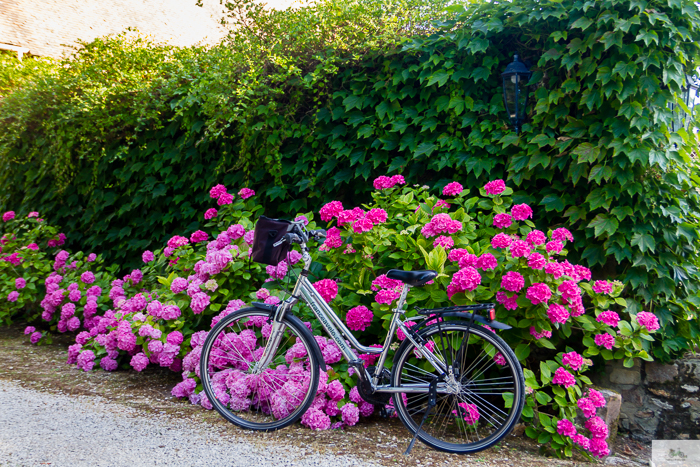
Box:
1;177;661;460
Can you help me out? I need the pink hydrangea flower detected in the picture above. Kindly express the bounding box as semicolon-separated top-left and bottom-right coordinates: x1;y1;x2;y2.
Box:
319;201;343;222
574;265;592;281
130;352;149;372
80;271;95;284
76;350;96;371
552;367;576;388
366;208;388;225
373;175;394;190
557;419;577;437
551;227;574;242
491;233;512;249
30;331;42;344
509;240;531;258
562;351;583;371
28;212;39;218
501;271;525;292
301;407;331;430
493;213;513;229
391;175;406;186
15;278;26;289
636;311;660;332
578;397;596;418
588;389;606;408
190;292;211;314
375;289;400;304
526;230;546;245
546;240;564;254
484;179;506;195
547;303;570;324
24;326;36;335
592;280;613;294
217;192;234;205
190;230;209;244
7;291;19;302
167;236;189;249
496;291;518;310
596;311;620;328
2;211;15;222
447;249;468;262
526;283;552;305
476;253;497;270
458;253;478;268
589;438;610;458
341;402;360;426
210;184;227;199
511;204;533;221
594;333;615;350
100;357;118;371
239;188;255;199
585;416;609;440
453;402;480;425
450;267;482;292
433;235;454;249
353;217;374;233
421;213;462;237
142;250;154;263
346;306;374;331
313;279;338;303
86;253;97;262
544;261;564;279
572;434;590;450
527;252;546;269
530;327;552;339
442;181;463;196
204;208;218;220
26;243;39;250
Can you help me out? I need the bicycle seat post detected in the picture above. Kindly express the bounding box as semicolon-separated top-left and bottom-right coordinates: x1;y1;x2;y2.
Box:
394;284;410;313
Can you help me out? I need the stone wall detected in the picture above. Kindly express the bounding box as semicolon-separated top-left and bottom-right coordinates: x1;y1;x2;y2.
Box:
0;0;298;58
592;356;700;442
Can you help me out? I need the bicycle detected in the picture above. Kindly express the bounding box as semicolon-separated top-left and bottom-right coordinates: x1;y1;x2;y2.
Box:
200;219;525;454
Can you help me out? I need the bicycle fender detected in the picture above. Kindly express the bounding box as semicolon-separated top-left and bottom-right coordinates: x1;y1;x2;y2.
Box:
251;302;327;371
415;311;512;331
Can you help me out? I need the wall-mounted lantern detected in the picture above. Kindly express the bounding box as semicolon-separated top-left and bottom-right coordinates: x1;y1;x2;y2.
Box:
501;54;532;134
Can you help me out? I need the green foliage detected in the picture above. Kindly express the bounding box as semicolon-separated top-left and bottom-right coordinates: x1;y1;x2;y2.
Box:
0;51;55;99
1;0;700;361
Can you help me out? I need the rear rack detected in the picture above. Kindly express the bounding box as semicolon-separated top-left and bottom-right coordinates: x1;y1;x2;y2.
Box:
414;303;495;315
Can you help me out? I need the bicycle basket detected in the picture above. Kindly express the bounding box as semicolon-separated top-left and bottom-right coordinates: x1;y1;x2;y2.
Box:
250;216;291;266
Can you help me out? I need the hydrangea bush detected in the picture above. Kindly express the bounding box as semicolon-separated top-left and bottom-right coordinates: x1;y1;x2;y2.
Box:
2;177;661;458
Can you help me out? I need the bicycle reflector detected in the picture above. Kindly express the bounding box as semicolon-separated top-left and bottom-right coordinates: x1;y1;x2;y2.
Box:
489;308;496;321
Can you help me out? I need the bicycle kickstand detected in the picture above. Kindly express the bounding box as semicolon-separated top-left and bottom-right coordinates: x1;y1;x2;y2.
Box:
404;376;439;455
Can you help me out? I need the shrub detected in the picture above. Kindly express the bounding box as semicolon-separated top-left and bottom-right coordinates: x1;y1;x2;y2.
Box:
1;0;698;361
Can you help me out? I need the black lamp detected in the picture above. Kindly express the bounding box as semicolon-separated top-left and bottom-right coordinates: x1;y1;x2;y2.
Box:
501;54;532;134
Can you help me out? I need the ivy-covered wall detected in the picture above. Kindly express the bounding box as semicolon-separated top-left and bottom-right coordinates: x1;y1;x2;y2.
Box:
1;0;700;359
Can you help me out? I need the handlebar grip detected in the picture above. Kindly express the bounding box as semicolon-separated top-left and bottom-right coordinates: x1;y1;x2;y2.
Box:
286;233;302;244
310;229;327;239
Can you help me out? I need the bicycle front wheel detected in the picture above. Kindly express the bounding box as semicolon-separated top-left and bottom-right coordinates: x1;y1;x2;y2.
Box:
392;320;524;454
200;307;320;432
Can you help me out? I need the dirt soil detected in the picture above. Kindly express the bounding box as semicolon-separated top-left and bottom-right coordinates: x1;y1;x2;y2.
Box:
0;324;651;467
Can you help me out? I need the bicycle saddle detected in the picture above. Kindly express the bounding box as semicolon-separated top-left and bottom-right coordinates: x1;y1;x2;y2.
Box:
386;269;437;287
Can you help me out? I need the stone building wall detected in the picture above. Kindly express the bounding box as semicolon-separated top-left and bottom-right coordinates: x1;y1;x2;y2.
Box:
0;0;297;59
592;356;700;442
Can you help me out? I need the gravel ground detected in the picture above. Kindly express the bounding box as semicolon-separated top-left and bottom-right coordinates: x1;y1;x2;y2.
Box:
0;380;379;467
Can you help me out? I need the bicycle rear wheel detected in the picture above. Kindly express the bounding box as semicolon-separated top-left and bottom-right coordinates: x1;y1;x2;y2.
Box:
200;307;320;432
392;320;524;454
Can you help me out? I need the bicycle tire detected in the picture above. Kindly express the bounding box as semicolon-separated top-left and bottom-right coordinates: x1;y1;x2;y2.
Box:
391;320;525;454
200;307;321;432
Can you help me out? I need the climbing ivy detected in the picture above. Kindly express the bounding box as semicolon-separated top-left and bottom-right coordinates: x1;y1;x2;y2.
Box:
1;0;700;360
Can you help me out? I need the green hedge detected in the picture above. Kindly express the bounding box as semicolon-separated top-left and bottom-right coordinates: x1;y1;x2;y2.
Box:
2;0;700;360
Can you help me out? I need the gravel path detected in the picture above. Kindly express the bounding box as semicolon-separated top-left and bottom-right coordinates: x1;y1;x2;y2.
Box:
0;380;381;467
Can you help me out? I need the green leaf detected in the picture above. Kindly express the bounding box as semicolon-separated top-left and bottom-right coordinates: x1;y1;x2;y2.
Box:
572;143;600;163
631;233;656;253
515;343;531;361
570;16;594;31
587;214;619;237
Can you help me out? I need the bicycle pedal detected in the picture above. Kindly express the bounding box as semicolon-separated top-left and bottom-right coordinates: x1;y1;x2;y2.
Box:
379;406;394;418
